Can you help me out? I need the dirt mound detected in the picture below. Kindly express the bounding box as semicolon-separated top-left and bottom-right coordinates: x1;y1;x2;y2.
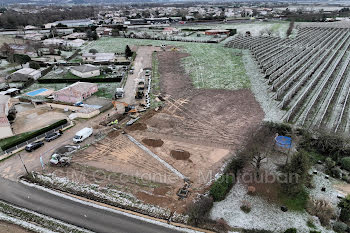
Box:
153;186;171;196
142;138;164;147
170;150;191;160
107;130;120;139
99;113;126;126
128;123;147;131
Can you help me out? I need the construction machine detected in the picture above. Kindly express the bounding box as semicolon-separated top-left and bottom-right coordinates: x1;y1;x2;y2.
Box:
50;153;71;167
112;101;137;114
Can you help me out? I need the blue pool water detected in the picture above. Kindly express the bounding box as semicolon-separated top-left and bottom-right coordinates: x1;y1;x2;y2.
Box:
26;88;49;96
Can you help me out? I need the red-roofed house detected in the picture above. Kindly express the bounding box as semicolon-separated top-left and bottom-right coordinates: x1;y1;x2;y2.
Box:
52;82;98;104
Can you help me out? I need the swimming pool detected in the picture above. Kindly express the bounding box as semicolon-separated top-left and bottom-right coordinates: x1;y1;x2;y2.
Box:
26;88;49;96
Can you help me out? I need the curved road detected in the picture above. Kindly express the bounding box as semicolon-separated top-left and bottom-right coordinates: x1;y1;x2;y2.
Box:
0;178;184;233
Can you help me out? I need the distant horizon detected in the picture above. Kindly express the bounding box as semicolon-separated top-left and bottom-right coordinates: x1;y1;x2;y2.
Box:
1;0;350;5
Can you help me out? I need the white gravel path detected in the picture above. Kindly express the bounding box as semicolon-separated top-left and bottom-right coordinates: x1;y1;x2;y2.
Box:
242;50;286;122
210;178;335;233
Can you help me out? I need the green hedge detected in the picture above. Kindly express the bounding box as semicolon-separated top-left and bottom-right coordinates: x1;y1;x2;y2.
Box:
341;157;350;171
210;175;234;201
0;119;67;151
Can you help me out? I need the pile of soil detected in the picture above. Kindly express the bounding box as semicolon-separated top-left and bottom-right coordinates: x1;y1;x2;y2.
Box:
128;123;147;131
170;150;191;160
107;130;120;139
142;138;164;147
99;113;126;126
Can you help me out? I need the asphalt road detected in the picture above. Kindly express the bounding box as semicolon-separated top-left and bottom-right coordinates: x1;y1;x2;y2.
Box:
0;178;184;233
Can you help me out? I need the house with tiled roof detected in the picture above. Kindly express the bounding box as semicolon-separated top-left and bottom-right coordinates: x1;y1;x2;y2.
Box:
70;64;100;78
52;82;98;104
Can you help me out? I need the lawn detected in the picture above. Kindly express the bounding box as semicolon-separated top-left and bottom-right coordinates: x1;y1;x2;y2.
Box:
179;21;290;38
94;83;119;99
83;37;250;90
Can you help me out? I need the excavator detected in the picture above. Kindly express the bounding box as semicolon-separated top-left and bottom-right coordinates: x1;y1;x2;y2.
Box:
112;101;137;114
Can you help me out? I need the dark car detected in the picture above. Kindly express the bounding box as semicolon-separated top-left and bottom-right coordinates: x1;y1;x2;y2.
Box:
45;132;62;142
25;141;44;152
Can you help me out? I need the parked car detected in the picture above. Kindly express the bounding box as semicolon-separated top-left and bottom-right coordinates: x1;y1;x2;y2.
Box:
25;141;44;152
45;131;62;142
73;127;93;143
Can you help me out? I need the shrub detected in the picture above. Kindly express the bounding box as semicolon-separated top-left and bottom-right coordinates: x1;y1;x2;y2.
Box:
306;217;316;228
186;196;213;226
333;221;348;233
240;200;251;213
284;228;297;233
309;231;321;233
301;132;350;160
342;175;350;183
307;198;335;226
331;167;342;179
341;157;350;171
264;121;292;135
325;157;336;171
89;48;98;54
227;156;244;176
29;61;40;69
338;194;350;222
209;175;233;201
213;218;230;233
243;230;273;233
279;151;310;195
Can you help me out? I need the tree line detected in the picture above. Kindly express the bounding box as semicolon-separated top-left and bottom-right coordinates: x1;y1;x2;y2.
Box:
0;6;97;29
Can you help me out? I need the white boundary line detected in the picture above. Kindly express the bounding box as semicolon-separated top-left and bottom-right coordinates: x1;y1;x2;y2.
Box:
20;180;201;233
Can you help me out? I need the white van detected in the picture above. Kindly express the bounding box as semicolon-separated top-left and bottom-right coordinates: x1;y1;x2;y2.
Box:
73;128;93;143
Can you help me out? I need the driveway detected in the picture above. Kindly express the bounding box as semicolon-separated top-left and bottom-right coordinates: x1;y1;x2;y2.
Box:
121;46;161;105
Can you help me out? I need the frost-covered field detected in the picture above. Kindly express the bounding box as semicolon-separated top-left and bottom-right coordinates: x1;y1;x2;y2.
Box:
210;169;343;233
30;173;188;223
180;22;290;38
242;50;286;122
83;38;250;90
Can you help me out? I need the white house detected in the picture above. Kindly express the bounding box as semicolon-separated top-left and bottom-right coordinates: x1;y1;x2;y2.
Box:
70;65;100;78
7;68;41;82
43;38;65;46
45;19;93;28
82;53;115;63
66;39;85;48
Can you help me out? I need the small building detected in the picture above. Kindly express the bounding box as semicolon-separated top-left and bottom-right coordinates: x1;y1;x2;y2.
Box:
66;39;85;48
0;95;13;139
62;32;87;40
96;27;112;36
6;68;41;82
205;29;230;35
70;65;100;78
0;88;20;97
53;82;98;103
5;44;36;56
82;53;115;63
23;33;44;41
162;27;179;35
43;38;65;46
45;19;93;28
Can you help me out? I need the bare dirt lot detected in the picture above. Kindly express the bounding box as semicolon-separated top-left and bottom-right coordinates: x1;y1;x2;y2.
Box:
0;221;32;233
27;47;264;214
12;106;69;134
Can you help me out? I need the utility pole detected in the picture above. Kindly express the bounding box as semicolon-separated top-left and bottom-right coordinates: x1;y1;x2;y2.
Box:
18;154;30;176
